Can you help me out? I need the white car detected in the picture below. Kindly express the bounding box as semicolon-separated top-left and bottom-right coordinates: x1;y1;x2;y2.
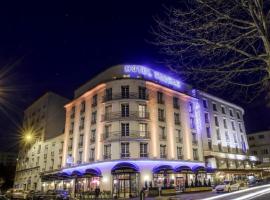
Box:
215;181;240;193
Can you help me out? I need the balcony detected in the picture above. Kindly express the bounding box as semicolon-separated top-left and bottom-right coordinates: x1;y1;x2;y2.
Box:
102;131;150;142
160;154;167;159
121;153;130;158
102;92;149;102
140;153;148;158
102;111;149;121
103;154;111;160
192;140;198;145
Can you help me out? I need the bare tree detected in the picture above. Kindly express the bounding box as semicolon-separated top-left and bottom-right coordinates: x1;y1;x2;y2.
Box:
152;0;270;102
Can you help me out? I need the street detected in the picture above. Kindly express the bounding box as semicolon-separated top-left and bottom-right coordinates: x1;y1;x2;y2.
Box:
143;184;270;200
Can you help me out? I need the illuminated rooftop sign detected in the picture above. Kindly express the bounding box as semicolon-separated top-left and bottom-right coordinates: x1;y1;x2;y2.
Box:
124;65;181;88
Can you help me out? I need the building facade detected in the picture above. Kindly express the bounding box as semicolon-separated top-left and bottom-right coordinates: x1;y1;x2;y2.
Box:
248;130;270;165
39;65;256;198
14;92;69;190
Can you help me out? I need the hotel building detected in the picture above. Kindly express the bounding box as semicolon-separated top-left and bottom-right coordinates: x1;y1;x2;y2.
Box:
40;65;257;198
14;92;69;190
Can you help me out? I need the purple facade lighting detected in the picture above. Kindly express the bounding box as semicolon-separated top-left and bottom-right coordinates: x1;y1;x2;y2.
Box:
124;65;181;89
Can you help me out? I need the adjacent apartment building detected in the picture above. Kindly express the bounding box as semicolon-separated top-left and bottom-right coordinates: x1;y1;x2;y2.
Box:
248;130;270;167
38;65;257;198
14;92;69;190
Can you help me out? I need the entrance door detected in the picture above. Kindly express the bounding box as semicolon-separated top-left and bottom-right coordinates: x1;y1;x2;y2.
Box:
119;179;130;198
113;173;139;198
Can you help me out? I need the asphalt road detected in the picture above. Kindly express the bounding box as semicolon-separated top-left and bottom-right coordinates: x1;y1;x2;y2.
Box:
145;184;270;200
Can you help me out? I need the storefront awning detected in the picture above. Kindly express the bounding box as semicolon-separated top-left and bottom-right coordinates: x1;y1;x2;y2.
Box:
192;166;206;173
85;168;102;177
206;167;216;174
174;165;192;173
111;162;139;174
153;165;174;174
71;170;83;178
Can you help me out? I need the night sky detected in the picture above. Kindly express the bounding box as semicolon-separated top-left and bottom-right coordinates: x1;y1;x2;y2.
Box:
0;1;269;152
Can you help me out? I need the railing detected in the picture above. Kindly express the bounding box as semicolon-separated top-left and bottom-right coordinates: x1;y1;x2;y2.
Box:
102;92;149;102
177;137;183;143
177;155;183;160
102;131;150;141
103;154;111;160
192;140;198;145
121;153;130;158
160;154;167;159
102;111;149;121
140;153;148;158
160;135;167;140
90;138;96;143
158;117;166;122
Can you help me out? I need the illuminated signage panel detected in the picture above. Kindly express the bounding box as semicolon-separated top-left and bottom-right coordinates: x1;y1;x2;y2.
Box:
124;65;181;88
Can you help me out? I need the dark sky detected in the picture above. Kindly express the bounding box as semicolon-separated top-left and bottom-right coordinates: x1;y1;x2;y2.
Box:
0;0;269;152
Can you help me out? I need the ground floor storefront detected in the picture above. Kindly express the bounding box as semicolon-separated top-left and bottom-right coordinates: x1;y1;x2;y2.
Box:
41;160;215;198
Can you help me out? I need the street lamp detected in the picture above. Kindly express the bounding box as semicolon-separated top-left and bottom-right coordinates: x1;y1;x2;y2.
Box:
24;132;33;143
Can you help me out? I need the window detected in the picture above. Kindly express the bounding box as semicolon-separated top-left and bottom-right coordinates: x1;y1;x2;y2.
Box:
157;92;164;104
233;134;238;143
121;143;130;158
121;86;129;98
105;105;112;117
160;145;166;158
202;99;208;109
174;113;181;125
214;116;219;127
104;125;111;139
139;123;147;137
138;104;146;118
252;150;257;155
78;151;82;163
68;138;73;149
158;109;165;121
213;103;217;111
231;121;235;131
206;127;211;138
223;118;227;129
79;134;84;147
104;144;111;159
229;109;233;117
139;86;147;99
221;106;226;114
192;132;197;144
249;136;255;141
90;148;95;161
91;129;96;143
121;104;129;117
204;113;209;123
218;143;222;152
208;141;212;150
173;97;180;109
262;149;269;154
160;126;166;139
259;135;265;139
190;117;196;129
239;123;243;133
80;101;85;113
193;149;199;160
121;123;130;136
91;111;97;124
140;143;148;157
216;129;221;140
105;88;112;101
225;131;229;141
80;117;85;129
236;111;241;119
176;129;182;142
189;102;194;113
92;94;97;107
177;147;183;159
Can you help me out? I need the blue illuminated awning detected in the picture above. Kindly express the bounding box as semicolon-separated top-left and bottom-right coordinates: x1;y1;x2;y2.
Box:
111;162;139;173
192;165;206;173
174;165;192;173
153;165;174;174
85;168;102;177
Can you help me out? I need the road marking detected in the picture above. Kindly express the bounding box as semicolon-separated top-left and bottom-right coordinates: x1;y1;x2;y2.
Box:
233;188;270;200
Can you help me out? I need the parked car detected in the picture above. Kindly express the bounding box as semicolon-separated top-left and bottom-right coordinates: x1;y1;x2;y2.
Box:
45;190;70;200
12;190;27;199
215;181;240;193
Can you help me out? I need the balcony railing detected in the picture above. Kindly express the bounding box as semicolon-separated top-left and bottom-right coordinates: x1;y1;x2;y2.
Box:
90;138;96;143
160;135;167;140
160;154;167;159
192;140;198;145
121;153;130;158
177;155;183;160
102;131;150;141
102;92;149;102
102;111;149;121
177;137;183;143
140;153;148;158
103;154;111;160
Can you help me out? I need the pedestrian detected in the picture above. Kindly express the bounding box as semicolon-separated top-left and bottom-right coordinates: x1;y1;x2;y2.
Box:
95;187;100;199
